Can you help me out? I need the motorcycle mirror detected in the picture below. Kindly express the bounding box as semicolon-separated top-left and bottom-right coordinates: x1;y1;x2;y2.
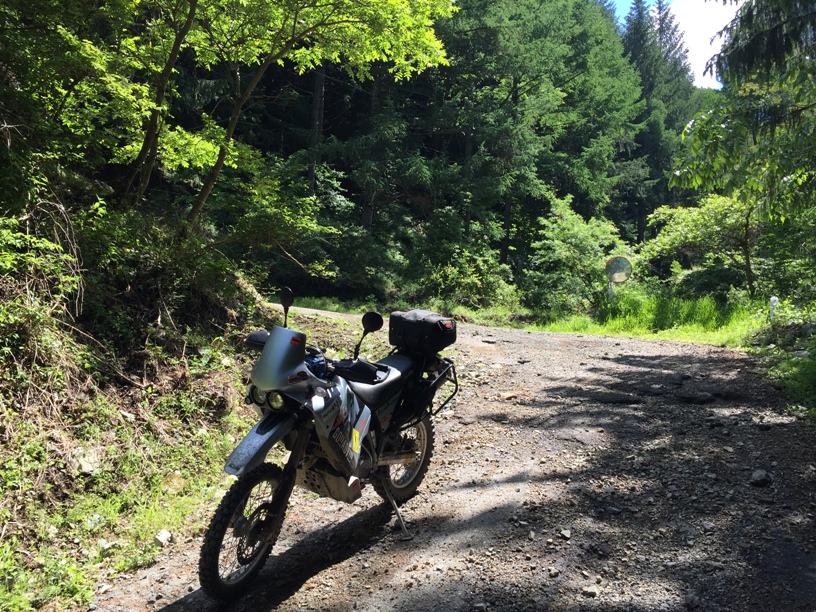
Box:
361;311;384;333
280;287;294;328
353;312;383;360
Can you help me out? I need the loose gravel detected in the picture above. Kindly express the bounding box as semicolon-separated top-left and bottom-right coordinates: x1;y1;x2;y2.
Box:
92;324;816;612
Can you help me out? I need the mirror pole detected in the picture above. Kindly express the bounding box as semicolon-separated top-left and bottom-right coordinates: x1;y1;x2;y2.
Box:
353;331;369;360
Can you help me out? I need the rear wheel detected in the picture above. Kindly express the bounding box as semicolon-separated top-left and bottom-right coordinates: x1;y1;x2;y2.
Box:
373;416;435;504
198;463;288;601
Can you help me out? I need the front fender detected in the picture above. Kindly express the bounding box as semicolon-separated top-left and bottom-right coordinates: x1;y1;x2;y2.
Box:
224;411;298;476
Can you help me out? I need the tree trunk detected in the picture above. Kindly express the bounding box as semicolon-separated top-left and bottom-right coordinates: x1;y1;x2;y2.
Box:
120;0;198;203
742;210;756;298
500;193;512;265
186;50;283;227
637;199;646;243
308;66;325;194
463;131;473;237
500;76;520;265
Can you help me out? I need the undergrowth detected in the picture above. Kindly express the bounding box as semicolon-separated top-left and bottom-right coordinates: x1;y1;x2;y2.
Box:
0;330;260;610
0;277;386;611
749;299;816;415
0;209;287;610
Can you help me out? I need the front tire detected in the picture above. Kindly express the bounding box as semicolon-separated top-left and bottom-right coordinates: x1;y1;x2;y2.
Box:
373;416;435;504
199;463;288;601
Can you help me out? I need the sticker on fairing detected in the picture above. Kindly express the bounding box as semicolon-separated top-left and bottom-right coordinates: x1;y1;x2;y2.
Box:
352;429;360;453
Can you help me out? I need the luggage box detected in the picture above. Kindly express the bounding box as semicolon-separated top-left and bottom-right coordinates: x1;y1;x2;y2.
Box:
389;310;456;354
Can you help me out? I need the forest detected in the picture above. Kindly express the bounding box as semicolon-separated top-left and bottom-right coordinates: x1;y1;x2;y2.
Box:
1;0;815;608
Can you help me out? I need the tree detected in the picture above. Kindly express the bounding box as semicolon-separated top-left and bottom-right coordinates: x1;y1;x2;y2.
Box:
183;0;454;226
711;0;816;84
673;0;816;217
119;0;199;204
617;0;696;242
523;196;628;316
641;195;761;297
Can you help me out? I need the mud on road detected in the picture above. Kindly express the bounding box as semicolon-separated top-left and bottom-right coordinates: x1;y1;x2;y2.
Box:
94;324;816;612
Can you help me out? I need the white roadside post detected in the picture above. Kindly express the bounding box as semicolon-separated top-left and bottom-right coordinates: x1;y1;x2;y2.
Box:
770;296;779;321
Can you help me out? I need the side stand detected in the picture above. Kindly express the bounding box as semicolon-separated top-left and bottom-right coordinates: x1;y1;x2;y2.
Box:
380;483;414;541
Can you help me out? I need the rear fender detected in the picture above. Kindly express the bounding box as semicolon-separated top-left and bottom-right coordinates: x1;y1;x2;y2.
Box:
224;412;298;476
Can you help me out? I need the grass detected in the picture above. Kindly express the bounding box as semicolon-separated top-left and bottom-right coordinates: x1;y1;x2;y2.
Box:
0;332;263;611
0;307;370;611
0;407;255;610
542;294;762;348
296;295;377;314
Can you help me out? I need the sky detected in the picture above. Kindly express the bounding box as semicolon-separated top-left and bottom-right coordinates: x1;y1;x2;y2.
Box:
612;0;742;89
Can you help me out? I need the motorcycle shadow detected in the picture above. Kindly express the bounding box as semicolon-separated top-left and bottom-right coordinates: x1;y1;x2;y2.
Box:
160;501;396;611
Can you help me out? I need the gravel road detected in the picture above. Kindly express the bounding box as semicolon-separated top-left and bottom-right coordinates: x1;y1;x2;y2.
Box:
92;323;816;612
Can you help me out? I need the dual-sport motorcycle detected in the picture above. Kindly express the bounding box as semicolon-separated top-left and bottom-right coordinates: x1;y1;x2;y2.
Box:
198;288;458;600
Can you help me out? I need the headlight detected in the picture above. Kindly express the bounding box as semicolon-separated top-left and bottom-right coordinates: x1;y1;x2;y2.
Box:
266;392;284;410
248;386;266;405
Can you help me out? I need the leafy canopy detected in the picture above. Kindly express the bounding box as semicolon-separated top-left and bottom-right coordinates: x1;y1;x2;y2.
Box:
191;0;454;79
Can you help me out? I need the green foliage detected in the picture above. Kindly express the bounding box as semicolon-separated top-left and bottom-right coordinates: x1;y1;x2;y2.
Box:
0;537;94;611
429;246;518;311
0;215;81;406
191;0;453;80
0;338;256;609
597;283;748;332
751;299;816;410
546;281;761;347
641;194;761;296
522;198;628;318
713;0;816;84
614;0;699;242
673;0;816;218
673;75;816;217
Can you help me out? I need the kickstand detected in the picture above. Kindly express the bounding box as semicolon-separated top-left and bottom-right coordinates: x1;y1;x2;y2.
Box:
381;485;413;541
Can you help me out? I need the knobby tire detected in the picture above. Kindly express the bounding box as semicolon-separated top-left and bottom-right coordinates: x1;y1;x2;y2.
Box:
373;416;435;504
198;463;288;601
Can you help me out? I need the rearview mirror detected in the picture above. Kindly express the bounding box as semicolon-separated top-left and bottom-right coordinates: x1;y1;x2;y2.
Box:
362;311;384;333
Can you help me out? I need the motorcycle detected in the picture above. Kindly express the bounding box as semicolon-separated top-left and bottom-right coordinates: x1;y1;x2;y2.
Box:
198;288;458;601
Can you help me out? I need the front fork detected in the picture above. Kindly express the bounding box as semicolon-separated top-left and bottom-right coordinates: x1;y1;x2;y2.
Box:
256;423;313;541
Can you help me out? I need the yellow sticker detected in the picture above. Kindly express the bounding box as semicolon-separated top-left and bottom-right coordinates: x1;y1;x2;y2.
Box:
352;429;360;453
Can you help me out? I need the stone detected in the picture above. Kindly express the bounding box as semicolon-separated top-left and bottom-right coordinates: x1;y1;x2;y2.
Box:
582;585;600;597
750;469;773;487
684;591;701;608
154;530;173;547
678;392;716;405
560;529;572;540
161;471;186;495
71;447;104;475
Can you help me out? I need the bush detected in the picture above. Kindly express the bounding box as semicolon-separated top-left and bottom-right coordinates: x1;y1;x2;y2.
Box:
0;215;81;408
522;198;629;319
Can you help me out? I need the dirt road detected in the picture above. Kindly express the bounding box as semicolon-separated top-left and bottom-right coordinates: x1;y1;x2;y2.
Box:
94;323;816;612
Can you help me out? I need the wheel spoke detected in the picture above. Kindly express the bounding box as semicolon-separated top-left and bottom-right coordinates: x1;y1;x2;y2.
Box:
199;463;287;600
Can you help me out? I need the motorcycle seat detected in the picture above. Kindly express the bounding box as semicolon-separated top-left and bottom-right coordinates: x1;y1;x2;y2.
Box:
347;354;415;409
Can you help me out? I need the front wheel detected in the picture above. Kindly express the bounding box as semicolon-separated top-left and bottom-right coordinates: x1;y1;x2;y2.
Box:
199;463;288;601
373;416;435;504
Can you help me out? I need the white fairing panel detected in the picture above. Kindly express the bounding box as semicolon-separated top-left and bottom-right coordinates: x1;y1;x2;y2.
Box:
251;326;307;390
